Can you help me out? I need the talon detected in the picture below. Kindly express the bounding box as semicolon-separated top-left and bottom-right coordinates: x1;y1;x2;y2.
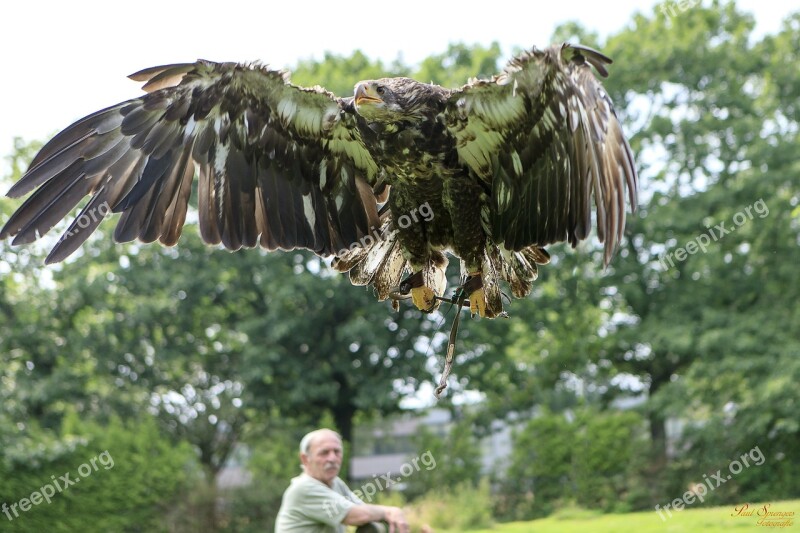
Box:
468;287;488;317
411;286;437;312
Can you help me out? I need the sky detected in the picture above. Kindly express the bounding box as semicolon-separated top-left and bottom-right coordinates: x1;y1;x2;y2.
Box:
0;0;794;176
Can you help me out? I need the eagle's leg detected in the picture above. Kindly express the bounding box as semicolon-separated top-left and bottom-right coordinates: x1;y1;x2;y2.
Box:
398;252;449;313
398;271;436;312
409;253;454;311
412;286;437;313
391;195;448;312
441;174;491;316
463;271;487;318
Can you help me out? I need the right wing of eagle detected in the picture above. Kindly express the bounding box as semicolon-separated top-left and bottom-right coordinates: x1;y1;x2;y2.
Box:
0;61;380;264
444;43;638;267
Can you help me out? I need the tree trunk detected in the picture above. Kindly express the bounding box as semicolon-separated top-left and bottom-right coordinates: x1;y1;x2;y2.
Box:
648;367;669;468
331;371;357;482
646;365;670;503
335;406;355;448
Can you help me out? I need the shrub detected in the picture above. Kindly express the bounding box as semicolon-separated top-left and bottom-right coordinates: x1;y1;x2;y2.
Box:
496;408;649;520
0;413;196;533
406;478;493;531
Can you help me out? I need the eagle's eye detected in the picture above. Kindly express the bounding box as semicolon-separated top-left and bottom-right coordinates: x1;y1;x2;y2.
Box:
376;85;386;96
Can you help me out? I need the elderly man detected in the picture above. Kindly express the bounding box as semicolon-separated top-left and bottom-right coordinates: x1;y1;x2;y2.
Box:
275;428;409;533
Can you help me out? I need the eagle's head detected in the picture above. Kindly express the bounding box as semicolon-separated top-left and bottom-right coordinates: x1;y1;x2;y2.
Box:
353;77;446;124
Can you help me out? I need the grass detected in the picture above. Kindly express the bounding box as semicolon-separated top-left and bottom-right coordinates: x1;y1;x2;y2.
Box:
434;499;799;532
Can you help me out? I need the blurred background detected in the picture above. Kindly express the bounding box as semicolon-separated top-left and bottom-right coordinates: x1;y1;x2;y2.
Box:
1;1;798;531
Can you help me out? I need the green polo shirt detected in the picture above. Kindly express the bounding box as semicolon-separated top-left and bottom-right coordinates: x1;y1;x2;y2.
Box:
274;473;364;532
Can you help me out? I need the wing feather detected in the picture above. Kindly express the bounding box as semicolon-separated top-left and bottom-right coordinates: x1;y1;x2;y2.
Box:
1;60;381;263
444;43;638;264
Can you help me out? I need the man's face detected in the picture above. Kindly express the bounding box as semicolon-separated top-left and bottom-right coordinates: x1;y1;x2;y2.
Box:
301;431;343;485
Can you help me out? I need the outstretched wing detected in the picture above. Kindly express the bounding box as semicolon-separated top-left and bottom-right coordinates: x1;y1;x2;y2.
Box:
1;60;380;263
443;43;637;264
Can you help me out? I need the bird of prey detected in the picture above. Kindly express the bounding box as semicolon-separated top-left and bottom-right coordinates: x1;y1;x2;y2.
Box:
1;43;637;319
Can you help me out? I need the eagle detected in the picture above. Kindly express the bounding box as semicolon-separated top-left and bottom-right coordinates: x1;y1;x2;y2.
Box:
1;43;637;319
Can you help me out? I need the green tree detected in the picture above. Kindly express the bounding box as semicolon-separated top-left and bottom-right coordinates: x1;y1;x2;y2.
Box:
599;2;800;496
414;42;503;88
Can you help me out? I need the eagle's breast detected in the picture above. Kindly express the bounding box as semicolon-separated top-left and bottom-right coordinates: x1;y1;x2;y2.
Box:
363;116;455;185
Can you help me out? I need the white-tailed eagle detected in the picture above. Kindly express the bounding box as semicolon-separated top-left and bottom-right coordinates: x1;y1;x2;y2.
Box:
1;43;637;318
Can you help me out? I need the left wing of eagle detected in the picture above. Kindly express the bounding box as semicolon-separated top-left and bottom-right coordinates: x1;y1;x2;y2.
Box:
0;61;381;263
444;43;637;266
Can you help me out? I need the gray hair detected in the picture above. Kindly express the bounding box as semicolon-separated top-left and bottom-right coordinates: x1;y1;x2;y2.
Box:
299;428;342;455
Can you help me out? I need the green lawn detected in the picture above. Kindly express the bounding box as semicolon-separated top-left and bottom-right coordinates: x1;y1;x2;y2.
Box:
437;500;799;532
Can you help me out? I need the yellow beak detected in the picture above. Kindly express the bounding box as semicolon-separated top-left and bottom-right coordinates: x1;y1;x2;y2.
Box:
354;83;383;106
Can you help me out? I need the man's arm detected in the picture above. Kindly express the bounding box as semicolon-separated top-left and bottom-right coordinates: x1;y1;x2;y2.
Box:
343;504;408;533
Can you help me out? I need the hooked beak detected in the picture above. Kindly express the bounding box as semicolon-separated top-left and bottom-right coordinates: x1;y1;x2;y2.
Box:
354;83;383;106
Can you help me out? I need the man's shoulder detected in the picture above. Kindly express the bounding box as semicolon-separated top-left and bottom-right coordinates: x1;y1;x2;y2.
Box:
283;474;315;497
290;473;327;487
284;473;343;497
330;476;353;496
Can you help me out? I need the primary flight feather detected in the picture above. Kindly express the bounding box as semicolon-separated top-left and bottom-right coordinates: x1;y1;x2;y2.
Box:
1;43;637;318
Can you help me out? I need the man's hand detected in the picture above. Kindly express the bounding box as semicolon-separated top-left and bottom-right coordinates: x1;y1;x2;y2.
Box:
382;506;409;533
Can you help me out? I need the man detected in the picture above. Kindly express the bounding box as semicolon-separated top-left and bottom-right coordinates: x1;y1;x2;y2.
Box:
275;428;409;533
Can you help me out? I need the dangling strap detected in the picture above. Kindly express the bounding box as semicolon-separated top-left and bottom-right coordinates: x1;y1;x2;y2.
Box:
435;285;468;398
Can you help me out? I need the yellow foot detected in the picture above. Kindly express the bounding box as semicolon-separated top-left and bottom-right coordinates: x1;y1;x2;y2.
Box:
411;286;437;312
468;287;488;317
